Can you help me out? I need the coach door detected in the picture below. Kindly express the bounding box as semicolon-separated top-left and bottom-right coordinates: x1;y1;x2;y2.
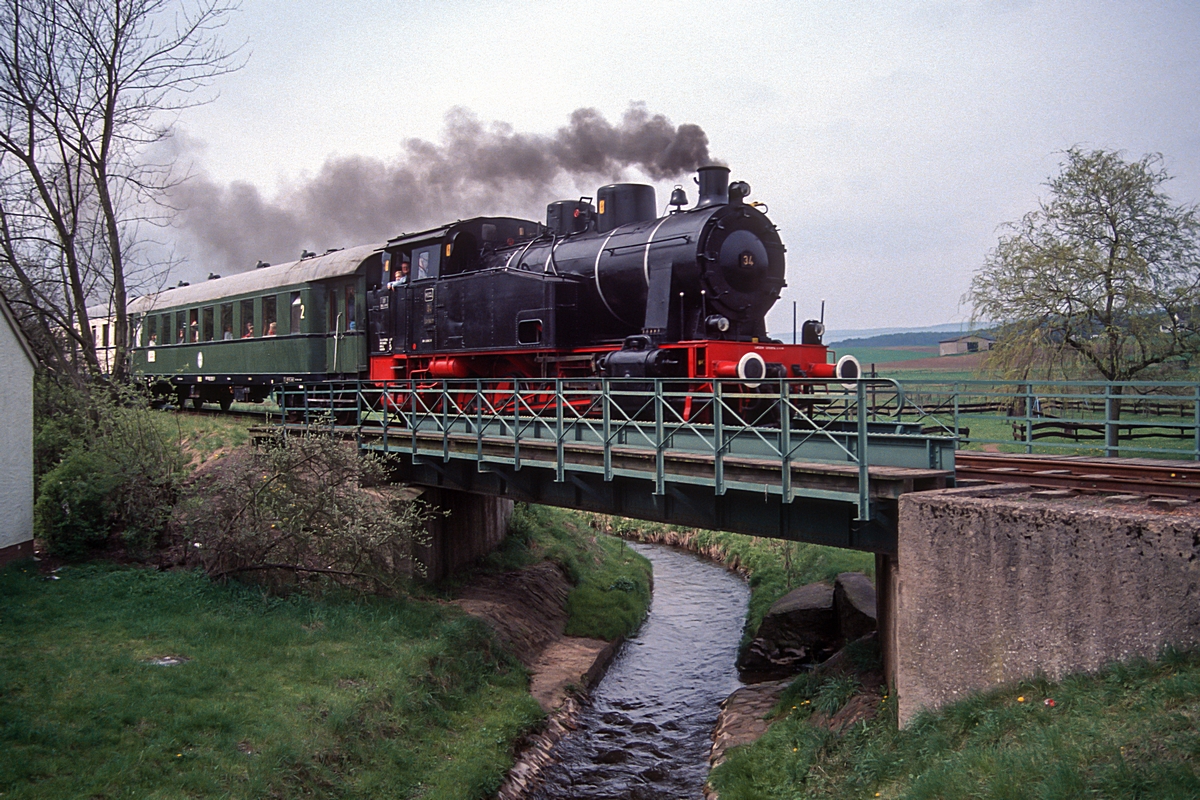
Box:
325;281;366;376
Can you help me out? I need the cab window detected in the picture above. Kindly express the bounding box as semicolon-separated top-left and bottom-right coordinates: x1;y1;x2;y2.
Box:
412;245;440;281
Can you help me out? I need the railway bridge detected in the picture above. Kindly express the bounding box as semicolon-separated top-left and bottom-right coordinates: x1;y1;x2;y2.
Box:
277;376;955;552
274;377;1200;725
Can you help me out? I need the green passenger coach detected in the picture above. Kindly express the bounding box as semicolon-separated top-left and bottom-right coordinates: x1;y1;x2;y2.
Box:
129;243;384;409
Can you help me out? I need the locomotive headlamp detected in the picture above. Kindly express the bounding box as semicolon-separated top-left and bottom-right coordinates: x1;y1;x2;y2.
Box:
705;314;730;333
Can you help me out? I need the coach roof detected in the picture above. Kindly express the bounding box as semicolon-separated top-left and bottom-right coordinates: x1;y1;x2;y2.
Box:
128;243;383;314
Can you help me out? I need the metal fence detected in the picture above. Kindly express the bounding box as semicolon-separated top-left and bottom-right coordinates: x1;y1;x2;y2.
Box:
893;379;1200;459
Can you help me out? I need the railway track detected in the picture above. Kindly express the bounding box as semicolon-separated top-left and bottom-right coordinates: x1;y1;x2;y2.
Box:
171;405;280;421
955;452;1200;500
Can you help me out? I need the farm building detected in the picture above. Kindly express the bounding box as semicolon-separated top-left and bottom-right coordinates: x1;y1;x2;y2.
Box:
0;293;37;565
938;334;994;357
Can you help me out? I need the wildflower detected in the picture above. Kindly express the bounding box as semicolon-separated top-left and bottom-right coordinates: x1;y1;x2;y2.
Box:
1017;696;1025;702
1044;698;1055;707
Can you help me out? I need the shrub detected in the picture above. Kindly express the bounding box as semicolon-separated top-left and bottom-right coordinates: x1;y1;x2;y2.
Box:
177;428;432;594
34;384;185;559
32;373;95;489
34;450;121;559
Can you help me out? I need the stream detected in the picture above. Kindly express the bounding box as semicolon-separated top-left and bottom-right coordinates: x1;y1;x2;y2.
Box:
529;541;750;799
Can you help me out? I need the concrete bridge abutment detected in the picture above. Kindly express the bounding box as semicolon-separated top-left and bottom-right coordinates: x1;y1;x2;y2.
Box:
412;487;514;582
885;485;1200;726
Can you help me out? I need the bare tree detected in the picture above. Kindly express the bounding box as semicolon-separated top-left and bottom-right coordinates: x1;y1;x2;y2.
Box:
969;148;1200;444
0;0;240;380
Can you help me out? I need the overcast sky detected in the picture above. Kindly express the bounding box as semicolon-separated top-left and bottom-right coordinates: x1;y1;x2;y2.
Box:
164;0;1200;332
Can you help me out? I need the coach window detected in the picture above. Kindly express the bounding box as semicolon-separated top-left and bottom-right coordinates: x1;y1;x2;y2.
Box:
220;303;233;340
262;295;276;336
160;314;171;344
188;309;199;342
327;287;338;332
202;306;215;341
290;292;303;334
345;286;357;331
239;299;254;337
145;316;157;346
175;311;185;344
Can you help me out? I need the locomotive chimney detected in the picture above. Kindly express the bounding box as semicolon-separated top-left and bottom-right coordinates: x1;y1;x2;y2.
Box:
695;165;730;208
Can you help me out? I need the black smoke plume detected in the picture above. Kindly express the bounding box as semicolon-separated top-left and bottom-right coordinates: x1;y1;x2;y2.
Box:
174;104;716;270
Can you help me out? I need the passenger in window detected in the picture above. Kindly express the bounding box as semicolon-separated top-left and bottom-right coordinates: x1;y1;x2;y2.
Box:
224;327;233;340
266;321;277;336
388;259;410;288
243;323;254;338
148;333;157;346
178;328;185;342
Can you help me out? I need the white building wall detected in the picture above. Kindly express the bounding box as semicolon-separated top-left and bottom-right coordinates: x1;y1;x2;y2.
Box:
0;311;34;552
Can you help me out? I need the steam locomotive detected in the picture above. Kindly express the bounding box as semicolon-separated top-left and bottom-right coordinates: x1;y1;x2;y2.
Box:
128;165;858;411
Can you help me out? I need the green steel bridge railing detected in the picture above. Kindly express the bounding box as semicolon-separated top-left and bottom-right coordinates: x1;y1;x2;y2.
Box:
274;377;959;523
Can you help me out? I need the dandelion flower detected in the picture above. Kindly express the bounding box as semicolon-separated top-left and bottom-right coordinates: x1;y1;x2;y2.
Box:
1017;696;1025;702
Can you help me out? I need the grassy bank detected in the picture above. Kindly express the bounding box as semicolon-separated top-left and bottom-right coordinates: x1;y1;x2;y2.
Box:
710;647;1200;799
473;504;653;641
1;503;650;799
0;562;542;799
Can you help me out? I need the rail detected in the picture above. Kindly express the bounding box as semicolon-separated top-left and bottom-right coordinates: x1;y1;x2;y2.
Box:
273;377;957;522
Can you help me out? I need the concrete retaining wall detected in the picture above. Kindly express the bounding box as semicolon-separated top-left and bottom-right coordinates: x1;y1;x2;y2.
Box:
894;486;1200;726
416;487;513;582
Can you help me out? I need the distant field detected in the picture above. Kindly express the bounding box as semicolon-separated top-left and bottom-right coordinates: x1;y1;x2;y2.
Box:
832;346;986;376
831;346;938;365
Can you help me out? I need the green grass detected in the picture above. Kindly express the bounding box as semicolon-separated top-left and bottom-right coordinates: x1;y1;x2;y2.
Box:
161;410;254;465
837;346;938;365
470;504;652;641
0;561;542;799
709;647;1200;799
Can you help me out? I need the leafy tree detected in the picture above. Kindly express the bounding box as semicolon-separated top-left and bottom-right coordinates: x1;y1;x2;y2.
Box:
969;149;1200;443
